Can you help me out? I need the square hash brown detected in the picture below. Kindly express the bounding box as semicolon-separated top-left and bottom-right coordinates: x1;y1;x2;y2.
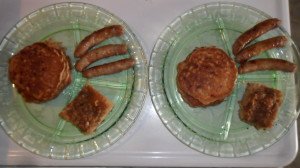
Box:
59;85;113;134
239;83;283;129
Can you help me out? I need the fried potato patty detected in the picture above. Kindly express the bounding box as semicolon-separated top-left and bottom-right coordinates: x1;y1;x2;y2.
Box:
239;83;283;129
59;85;113;134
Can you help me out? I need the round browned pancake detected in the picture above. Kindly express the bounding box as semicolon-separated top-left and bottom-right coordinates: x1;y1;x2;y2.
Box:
177;47;237;107
8;40;71;103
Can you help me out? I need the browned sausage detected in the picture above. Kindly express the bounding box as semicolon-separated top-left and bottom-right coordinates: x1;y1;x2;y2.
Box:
235;36;287;63
82;58;135;78
75;44;128;71
232;18;281;56
74;25;124;58
238;58;296;74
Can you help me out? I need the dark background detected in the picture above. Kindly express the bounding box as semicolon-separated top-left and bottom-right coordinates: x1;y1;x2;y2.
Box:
287;0;300;167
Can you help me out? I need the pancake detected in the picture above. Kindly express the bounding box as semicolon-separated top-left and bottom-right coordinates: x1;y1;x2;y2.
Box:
176;47;237;107
239;83;283;129
8;40;71;103
59;85;114;134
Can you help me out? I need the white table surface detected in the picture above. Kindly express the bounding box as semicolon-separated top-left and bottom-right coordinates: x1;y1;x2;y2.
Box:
0;0;298;167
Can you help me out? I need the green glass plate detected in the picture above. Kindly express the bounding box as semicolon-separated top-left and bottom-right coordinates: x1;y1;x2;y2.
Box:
0;2;147;159
149;2;300;157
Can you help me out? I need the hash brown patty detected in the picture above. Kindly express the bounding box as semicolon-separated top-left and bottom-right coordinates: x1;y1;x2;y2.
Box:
239;83;283;129
59;85;113;134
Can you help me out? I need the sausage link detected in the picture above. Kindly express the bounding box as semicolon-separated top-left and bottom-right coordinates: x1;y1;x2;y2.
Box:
238;58;296;74
75;44;128;71
232;18;281;56
236;36;287;63
74;25;124;58
82;58;135;78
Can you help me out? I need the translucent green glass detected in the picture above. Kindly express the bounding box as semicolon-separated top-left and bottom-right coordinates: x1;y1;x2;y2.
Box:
149;2;300;157
0;2;147;159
